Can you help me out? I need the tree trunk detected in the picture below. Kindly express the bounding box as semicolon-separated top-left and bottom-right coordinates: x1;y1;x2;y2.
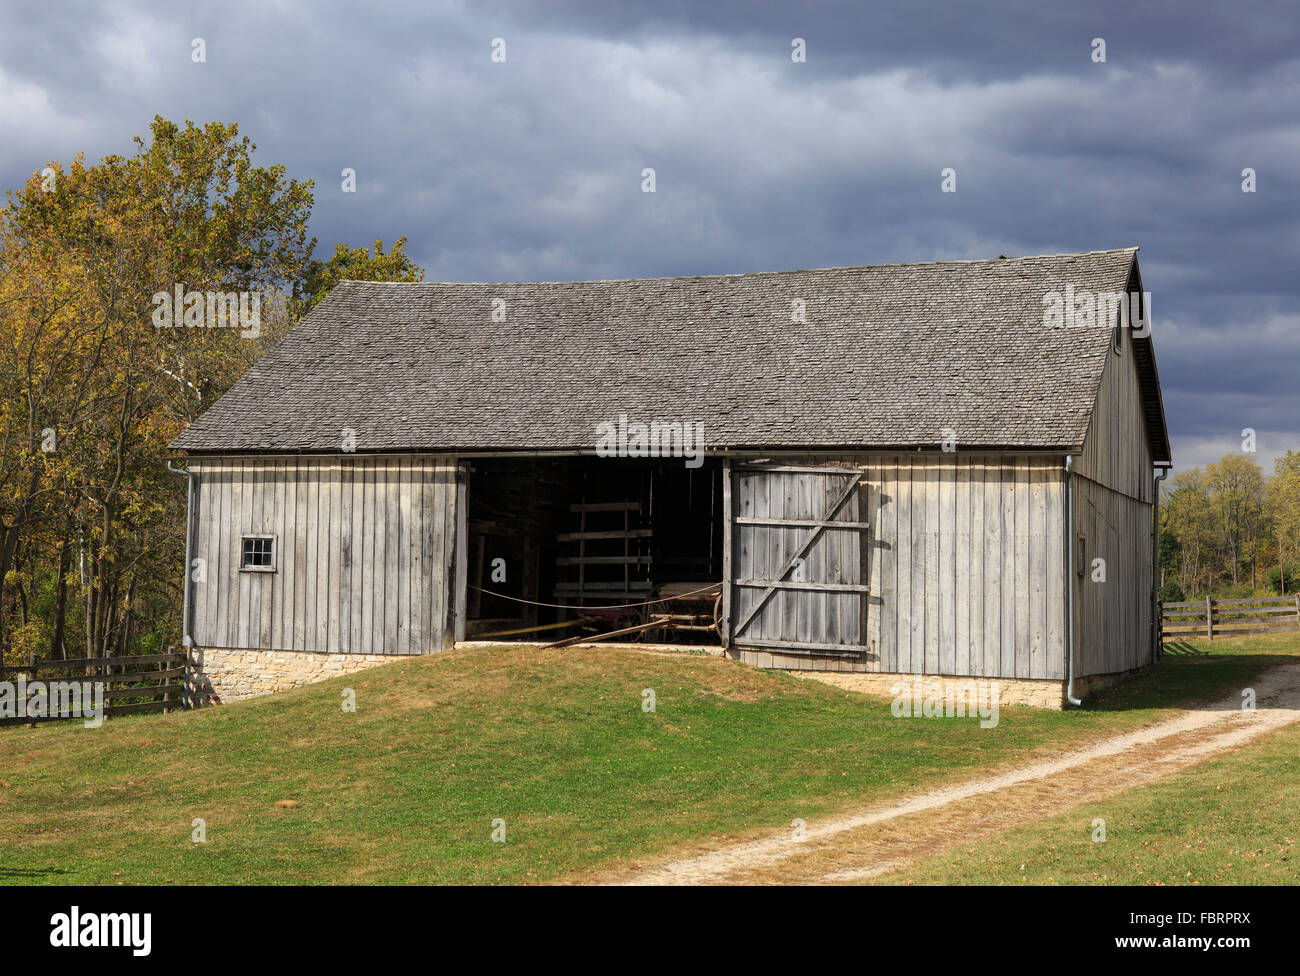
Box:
51;536;70;659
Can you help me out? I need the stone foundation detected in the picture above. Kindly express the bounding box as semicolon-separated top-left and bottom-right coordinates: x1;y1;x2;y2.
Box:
795;668;1142;710
189;647;401;704
188;643;1142;710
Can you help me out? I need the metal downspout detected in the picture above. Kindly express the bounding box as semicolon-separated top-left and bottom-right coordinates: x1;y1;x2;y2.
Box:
167;460;195;650
1065;456;1082;706
1152;467;1169;661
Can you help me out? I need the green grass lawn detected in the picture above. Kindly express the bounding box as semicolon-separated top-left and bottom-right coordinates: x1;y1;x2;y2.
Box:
868;719;1300;886
1;634;1295;885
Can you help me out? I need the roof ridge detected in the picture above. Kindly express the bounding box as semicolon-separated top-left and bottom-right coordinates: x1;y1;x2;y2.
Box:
337;247;1139;288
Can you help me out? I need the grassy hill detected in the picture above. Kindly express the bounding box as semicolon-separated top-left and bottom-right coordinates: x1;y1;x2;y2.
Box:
1;638;1295;885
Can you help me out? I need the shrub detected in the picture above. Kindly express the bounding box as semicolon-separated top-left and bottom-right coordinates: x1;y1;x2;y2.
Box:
1264;566;1300;596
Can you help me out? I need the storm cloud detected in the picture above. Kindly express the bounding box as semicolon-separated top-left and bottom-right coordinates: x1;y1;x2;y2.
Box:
2;0;1296;471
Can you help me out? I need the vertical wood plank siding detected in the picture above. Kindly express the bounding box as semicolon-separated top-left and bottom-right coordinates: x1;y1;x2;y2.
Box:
729;455;1069;680
1072;329;1157;677
727;324;1156;682
189;456;459;655
730;465;866;656
1074;327;1154;503
1071;476;1153;677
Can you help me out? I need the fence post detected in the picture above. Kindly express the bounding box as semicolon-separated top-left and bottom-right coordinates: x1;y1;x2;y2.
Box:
26;654;36;729
1295;594;1300;633
1206;595;1214;640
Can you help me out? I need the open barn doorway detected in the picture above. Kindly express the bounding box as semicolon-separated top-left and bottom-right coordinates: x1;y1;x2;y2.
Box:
462;457;725;646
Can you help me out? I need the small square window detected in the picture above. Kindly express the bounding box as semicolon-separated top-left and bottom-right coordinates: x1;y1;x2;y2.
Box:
240;535;275;572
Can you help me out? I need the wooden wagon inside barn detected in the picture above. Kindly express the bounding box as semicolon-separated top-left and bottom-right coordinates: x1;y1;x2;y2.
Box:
170;247;1171;706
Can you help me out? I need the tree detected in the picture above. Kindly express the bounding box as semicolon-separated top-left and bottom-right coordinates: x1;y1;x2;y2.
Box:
0;117;314;660
1266;450;1300;594
1;117;431;666
303;237;424;310
1162;468;1215;594
1204;454;1265;587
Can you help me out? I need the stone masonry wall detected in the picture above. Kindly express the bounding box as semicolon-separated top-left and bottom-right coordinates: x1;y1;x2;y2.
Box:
189;647;400;704
189;644;1143;709
797;666;1142;710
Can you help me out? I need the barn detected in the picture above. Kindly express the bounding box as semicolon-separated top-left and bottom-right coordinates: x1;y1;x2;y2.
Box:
169;247;1171;707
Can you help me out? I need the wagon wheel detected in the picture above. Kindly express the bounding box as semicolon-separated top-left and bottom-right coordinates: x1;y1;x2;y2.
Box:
712;590;723;634
647;597;666;642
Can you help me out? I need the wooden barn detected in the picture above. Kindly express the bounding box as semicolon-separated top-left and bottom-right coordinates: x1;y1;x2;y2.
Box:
170;247;1171;706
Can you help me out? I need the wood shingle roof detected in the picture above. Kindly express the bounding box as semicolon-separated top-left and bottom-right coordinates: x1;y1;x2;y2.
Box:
171;247;1170;459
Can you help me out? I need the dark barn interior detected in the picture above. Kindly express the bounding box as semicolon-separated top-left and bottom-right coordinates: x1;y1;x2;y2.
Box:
464;457;724;645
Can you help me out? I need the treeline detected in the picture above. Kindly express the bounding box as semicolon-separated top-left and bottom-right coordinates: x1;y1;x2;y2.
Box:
0;117;422;667
1160;451;1300;601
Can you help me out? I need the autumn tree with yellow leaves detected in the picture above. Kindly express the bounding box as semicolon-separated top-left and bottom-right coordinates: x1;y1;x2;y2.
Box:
0;117;419;665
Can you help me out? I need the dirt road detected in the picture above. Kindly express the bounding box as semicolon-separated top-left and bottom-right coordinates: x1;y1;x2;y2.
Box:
601;664;1300;885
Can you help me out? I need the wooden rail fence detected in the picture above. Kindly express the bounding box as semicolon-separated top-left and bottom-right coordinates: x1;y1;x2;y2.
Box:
1161;595;1300;641
0;651;188;726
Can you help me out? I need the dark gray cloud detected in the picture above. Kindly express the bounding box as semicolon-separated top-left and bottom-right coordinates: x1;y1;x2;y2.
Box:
1;0;1296;471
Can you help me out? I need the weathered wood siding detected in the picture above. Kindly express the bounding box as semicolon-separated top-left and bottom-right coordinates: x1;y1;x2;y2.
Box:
189;456;460;654
1072;330;1157;676
1071;474;1153;676
728;455;1067;680
1074;328;1154;503
730;464;869;656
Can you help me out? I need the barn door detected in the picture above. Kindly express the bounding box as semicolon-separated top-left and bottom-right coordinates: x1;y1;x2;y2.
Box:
729;464;871;656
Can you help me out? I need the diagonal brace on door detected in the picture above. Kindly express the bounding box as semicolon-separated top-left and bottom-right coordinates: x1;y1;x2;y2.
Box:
732;470;863;640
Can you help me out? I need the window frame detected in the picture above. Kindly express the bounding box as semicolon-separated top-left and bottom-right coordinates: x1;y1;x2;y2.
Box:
239;534;277;573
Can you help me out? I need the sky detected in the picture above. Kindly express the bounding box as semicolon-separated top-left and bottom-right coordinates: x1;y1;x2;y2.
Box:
1;0;1296;474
